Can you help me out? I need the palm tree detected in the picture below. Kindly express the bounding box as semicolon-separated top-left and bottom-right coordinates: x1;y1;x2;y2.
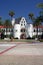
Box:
28;13;41;39
0;16;3;25
4;19;12;37
37;3;43;9
9;11;15;40
4;19;12;27
0;16;2;20
37;3;43;22
33;17;41;38
9;10;15;20
37;3;43;37
28;13;34;20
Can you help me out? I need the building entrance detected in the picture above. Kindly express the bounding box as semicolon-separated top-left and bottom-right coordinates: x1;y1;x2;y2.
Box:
20;34;26;39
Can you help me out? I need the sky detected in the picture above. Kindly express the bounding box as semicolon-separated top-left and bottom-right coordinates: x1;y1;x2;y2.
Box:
0;0;43;22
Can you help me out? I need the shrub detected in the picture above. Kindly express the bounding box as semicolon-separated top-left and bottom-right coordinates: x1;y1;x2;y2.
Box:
14;37;18;39
26;37;32;39
32;35;36;39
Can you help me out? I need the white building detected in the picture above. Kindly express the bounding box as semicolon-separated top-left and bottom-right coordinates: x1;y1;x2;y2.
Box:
11;17;43;39
0;25;13;38
0;17;43;39
11;17;34;39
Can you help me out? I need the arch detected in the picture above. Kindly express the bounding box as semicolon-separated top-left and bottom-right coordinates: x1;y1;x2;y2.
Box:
20;33;26;39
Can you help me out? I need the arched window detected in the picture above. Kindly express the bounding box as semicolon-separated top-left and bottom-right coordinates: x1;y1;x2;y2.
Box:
34;29;35;32
21;24;23;26
21;28;25;32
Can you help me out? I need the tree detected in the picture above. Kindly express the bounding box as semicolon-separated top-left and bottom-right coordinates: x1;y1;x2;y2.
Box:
37;3;43;22
28;3;43;39
28;13;41;39
9;10;15;20
28;13;35;24
36;3;43;37
33;17;41;38
9;10;15;40
28;13;34;20
4;19;12;37
37;3;43;9
4;19;12;27
0;16;3;25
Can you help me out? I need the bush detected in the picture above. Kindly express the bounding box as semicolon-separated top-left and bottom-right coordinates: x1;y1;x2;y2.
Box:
14;38;18;39
32;35;41;39
1;32;4;39
41;34;43;39
32;35;36;39
26;37;32;39
38;35;41;39
39;39;43;42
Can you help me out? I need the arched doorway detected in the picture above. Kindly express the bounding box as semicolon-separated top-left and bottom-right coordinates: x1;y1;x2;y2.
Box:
20;34;26;39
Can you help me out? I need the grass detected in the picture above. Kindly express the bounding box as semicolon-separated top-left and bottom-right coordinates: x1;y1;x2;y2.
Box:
0;38;37;43
13;39;33;42
39;39;43;42
0;39;6;42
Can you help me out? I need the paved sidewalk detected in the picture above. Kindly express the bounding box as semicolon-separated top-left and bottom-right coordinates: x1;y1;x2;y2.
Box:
0;43;43;65
0;43;17;55
2;43;43;55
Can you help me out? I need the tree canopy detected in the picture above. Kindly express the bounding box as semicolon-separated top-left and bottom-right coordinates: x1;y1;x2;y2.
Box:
9;10;15;20
37;3;43;9
4;19;12;27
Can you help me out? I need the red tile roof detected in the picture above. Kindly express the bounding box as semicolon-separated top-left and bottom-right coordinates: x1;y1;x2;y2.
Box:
34;26;43;28
0;26;13;28
0;26;4;28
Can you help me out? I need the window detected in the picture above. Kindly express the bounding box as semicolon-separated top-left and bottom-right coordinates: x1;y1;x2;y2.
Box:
21;29;23;32
16;30;17;32
23;19;24;20
11;29;13;32
21;29;25;32
21;24;23;26
38;28;42;32
3;29;5;32
24;21;25;23
24;29;25;32
22;21;23;23
34;29;35;32
9;29;10;32
24;24;25;26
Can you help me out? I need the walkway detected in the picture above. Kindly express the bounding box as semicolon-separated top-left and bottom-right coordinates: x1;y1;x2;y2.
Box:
0;42;43;55
0;42;43;65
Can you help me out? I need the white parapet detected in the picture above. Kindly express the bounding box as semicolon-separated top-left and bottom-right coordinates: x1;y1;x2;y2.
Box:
13;24;20;39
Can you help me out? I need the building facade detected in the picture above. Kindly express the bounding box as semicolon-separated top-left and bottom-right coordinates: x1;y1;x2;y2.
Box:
0;25;13;38
12;17;34;39
12;17;43;39
0;17;43;39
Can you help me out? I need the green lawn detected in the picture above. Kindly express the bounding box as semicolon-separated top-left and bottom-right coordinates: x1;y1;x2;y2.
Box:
0;39;37;42
13;39;34;42
39;39;43;42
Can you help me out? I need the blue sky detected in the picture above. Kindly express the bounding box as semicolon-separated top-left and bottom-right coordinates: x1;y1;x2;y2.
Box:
0;0;43;22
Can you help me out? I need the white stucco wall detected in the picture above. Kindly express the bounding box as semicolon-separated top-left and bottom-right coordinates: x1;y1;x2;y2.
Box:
13;17;43;39
20;17;27;28
33;28;42;36
11;18;15;26
13;24;20;39
33;32;42;36
28;24;33;38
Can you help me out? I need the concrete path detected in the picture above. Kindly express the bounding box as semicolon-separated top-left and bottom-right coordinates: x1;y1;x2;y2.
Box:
0;43;17;55
0;42;43;65
0;43;43;55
